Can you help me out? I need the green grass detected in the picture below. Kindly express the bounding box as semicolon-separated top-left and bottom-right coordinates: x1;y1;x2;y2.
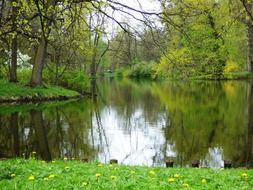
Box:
0;159;253;190
0;80;80;100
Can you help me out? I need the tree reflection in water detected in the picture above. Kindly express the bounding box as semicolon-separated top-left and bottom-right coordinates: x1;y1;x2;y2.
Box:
0;79;252;168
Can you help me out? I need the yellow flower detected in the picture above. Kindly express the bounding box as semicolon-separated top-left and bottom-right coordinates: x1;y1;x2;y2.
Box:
82;182;88;186
241;173;248;177
44;177;49;181
10;173;16;177
48;174;56;179
64;157;68;161
149;170;156;176
201;179;207;183
174;174;180;178
168;178;175;182
182;183;189;187
28;175;35;181
111;176;117;180
96;173;102;177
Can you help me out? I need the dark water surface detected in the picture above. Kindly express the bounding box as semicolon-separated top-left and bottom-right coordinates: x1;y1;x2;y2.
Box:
1;78;253;168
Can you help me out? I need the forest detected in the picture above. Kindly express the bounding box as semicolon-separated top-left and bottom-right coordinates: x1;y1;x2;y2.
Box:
0;0;253;92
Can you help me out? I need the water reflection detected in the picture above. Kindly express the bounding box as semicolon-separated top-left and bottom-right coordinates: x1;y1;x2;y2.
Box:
0;79;253;167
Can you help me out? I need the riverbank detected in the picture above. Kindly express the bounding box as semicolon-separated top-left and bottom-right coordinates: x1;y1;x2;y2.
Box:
0;159;252;189
0;80;82;104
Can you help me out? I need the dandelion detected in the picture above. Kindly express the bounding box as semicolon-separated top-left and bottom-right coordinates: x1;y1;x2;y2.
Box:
64;157;68;161
201;179;207;183
96;173;102;177
81;182;88;186
49;174;56;179
182;183;189;187
111;176;117;180
10;173;16;177
28;175;35;181
149;170;156;176
241;173;248;177
174;174;180;178
168;178;175;182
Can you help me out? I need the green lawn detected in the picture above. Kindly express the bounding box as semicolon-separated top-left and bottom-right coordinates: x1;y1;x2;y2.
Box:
0;80;80;101
0;159;253;189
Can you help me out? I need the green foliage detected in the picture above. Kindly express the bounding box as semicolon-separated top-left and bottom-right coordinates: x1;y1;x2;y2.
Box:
124;61;155;79
65;72;90;93
1;159;253;189
154;0;248;80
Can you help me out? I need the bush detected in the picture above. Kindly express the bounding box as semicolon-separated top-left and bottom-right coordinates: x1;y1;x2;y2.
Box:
224;60;241;74
126;61;155;79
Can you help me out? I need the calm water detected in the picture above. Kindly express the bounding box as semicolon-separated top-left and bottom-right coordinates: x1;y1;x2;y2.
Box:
1;78;253;168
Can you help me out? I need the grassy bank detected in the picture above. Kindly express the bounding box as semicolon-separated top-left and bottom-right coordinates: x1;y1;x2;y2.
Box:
0;159;253;189
0;80;81;103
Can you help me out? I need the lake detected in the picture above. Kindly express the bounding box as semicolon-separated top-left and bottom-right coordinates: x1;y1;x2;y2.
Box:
0;78;252;168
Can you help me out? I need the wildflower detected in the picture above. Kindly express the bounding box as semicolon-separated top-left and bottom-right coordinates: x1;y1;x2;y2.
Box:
182;183;189;187
44;177;49;181
96;173;102;177
201;179;207;183
28;175;35;181
174;174;180;178
82;182;88;186
49;174;56;179
10;173;16;177
168;178;175;182
111;176;117;180
241;173;248;177
64;157;68;161
149;170;156;176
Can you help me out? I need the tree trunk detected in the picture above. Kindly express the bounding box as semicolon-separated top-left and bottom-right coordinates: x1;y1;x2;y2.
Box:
30;38;47;86
10;36;18;82
248;23;253;72
9;0;18;82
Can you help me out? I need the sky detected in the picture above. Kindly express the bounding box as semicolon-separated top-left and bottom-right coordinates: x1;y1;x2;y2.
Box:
105;0;162;36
